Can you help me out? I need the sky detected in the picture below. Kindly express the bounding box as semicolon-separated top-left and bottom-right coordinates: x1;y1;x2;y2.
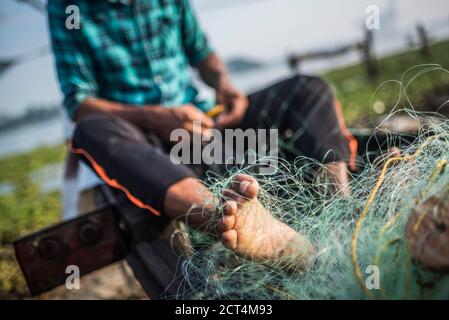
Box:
0;0;448;117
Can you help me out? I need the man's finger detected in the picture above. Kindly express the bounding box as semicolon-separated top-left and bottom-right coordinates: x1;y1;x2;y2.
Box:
187;108;214;128
185;121;214;136
199;113;214;128
215;112;233;129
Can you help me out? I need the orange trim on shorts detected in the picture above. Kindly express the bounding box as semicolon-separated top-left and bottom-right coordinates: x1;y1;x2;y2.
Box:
333;98;358;171
69;142;161;216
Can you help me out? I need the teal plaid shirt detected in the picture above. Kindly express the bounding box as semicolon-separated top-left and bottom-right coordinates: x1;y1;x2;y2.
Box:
48;0;214;120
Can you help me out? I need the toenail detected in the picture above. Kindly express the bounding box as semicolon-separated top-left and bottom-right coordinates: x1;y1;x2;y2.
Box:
239;181;251;194
227;201;236;210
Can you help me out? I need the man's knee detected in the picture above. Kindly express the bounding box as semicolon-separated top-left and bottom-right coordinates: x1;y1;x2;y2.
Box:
73;114;147;148
73;114;147;147
300;75;333;97
73;114;112;147
282;75;334;115
281;75;334;107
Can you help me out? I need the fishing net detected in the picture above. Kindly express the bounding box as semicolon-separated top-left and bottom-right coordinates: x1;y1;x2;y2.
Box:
168;66;449;300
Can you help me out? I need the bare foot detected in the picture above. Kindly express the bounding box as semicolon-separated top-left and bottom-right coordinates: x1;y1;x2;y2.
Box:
373;146;401;169
316;149;403;197
216;174;316;271
319;161;351;197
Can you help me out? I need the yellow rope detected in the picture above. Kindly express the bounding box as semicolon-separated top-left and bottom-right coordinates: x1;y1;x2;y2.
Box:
411;159;447;233
373;237;401;299
414;159;447;206
377;212;402;239
377;158;447;240
375;159;447;299
351;135;439;298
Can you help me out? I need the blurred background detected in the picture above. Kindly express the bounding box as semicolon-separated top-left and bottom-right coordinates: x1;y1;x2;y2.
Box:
1;0;449;299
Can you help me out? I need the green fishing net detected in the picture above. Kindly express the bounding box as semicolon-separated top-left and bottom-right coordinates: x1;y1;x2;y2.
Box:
169;66;449;300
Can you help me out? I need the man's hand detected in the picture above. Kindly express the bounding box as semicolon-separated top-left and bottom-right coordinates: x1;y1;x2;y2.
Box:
196;53;248;128
143;104;214;143
215;82;249;129
76;98;214;144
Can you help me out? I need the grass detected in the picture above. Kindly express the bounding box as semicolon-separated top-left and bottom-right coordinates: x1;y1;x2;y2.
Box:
0;39;448;299
325;39;449;124
0;145;65;299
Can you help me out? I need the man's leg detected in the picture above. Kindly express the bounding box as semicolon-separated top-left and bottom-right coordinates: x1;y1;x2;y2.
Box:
72;114;213;227
240;75;358;193
72;114;315;270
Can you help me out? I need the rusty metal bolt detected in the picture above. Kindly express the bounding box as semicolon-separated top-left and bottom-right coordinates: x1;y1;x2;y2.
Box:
38;237;64;260
79;221;102;246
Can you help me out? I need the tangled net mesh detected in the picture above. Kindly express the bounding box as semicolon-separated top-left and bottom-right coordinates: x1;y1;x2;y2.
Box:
169;66;449;300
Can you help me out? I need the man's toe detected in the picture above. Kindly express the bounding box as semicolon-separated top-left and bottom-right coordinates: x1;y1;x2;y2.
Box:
221;230;238;249
232;174;260;199
217;214;236;232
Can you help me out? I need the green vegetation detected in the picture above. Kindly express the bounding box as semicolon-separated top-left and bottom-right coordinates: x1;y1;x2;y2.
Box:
0;39;448;299
0;145;65;299
325;39;449;124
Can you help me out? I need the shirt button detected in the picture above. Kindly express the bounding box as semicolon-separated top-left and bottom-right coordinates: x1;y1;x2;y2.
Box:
154;75;163;85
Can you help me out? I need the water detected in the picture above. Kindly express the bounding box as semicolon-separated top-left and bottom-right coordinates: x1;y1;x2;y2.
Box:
0;116;64;159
